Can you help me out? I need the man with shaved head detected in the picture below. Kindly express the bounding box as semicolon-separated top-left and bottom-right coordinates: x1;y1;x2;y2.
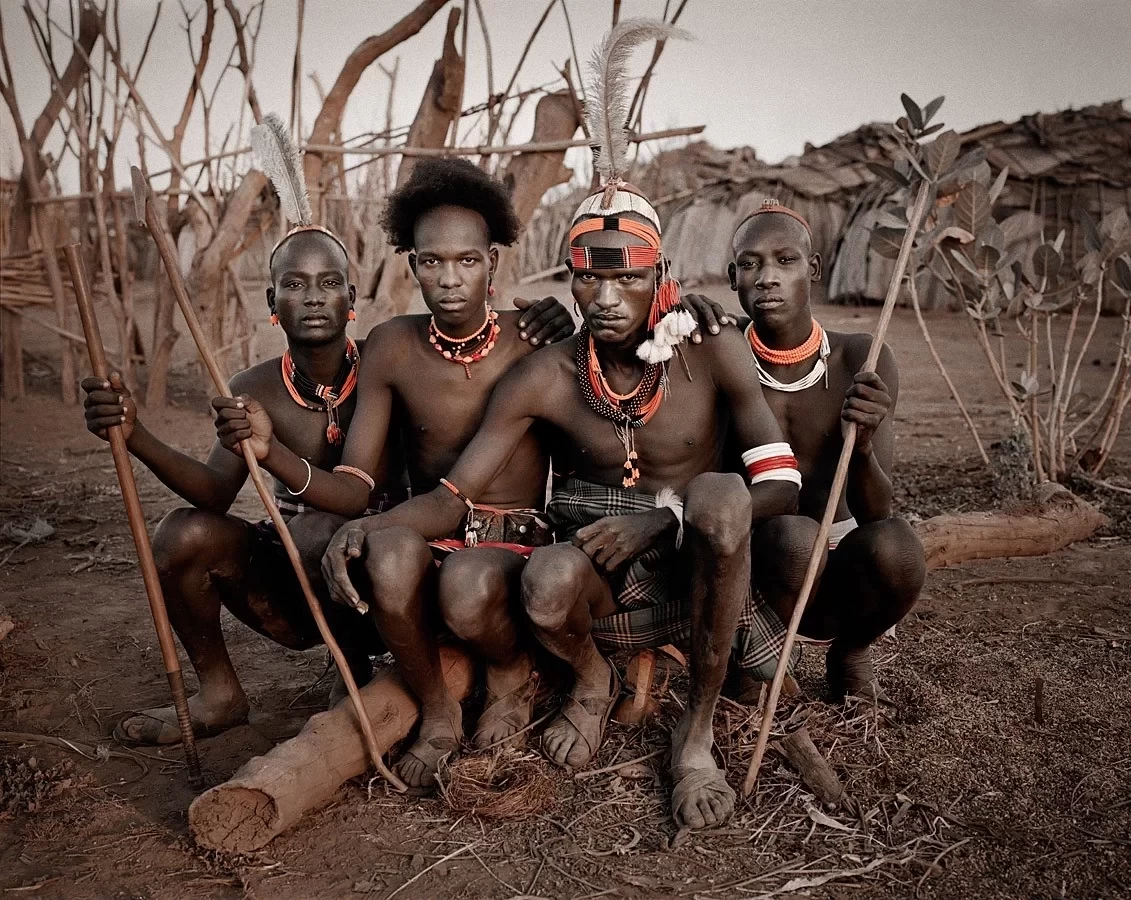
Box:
717;199;925;705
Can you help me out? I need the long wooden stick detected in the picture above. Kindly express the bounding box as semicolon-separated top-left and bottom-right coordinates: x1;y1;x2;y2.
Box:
62;244;203;787
741;180;933;798
128;168;406;793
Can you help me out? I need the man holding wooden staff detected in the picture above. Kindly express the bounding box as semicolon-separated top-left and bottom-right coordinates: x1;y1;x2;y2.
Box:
704;200;927;705
81;157;569;747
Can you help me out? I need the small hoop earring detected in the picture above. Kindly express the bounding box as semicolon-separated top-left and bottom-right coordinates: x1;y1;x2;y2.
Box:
573;301;580;316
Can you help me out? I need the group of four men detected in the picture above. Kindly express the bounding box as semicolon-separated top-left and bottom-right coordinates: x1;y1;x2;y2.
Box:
83;155;925;829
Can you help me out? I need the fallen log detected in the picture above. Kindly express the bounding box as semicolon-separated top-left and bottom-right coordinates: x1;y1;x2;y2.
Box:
915;483;1108;571
189;647;474;853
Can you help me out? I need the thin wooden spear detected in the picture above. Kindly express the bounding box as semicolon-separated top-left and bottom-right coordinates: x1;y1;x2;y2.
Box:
741;179;933;798
128;167;407;794
62;244;204;788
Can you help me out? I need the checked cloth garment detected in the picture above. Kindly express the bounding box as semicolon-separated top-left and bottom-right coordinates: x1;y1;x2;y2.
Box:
546;477;798;679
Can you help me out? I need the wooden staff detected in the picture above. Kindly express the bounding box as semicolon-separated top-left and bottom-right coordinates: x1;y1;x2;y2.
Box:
129;168;406;793
62;244;203;787
741;180;933;798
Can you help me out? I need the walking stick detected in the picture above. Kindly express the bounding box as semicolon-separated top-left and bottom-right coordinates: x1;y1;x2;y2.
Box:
129;168;407;793
741;180;933;798
63;244;204;788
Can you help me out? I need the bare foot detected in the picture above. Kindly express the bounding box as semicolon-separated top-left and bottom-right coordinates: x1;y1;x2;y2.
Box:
114;689;249;745
669;714;735;829
827;644;895;707
542;658;618;769
394;695;462;792
472;656;536;749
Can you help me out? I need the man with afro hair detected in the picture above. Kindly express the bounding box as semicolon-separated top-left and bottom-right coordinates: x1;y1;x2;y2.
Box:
219;157;575;790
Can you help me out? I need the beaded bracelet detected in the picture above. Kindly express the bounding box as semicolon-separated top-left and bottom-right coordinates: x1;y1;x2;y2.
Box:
333;464;375;492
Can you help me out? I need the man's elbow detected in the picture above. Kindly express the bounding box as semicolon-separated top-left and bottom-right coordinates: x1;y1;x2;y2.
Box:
749;481;798;523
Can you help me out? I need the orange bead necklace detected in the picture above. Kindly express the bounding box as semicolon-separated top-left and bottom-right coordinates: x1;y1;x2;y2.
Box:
747;318;823;366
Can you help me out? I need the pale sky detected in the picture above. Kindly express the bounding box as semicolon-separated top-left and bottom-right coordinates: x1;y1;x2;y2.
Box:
2;0;1129;188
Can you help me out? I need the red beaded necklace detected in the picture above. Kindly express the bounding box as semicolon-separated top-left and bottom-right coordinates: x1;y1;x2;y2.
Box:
280;337;359;445
575;330;665;487
748;318;823;366
428;304;500;378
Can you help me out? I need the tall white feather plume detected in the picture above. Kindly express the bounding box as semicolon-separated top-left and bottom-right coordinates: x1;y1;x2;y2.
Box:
584;18;692;187
250;113;312;227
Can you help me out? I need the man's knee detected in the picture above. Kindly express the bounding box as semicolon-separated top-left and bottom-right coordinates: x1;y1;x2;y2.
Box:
288;511;345;572
854;517;926;595
685;472;752;557
753;515;819;578
152;507;227;572
437;552;509;639
521;545;590;632
363;527;432;614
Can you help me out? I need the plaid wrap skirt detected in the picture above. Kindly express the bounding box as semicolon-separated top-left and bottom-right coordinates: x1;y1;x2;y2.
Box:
546;477;797;680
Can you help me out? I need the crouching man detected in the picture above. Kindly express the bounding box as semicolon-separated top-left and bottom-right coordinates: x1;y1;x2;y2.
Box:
323;181;799;828
721;200;926;704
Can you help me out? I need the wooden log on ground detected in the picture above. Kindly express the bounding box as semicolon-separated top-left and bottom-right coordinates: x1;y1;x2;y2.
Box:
915;483;1108;571
189;647;474;853
772;725;843;806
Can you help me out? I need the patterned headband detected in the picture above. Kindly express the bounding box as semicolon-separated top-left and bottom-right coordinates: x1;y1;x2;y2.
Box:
572;188;662;234
737;198;813;240
568;216;661;270
270;224;349;267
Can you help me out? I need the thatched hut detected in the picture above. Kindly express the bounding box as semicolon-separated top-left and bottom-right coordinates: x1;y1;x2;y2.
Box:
602;101;1131;310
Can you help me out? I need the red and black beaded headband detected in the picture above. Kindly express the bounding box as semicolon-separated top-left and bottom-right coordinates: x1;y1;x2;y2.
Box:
568;216;661;270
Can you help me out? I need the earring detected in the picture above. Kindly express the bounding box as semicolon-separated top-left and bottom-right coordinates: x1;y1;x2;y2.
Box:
348;309;356;321
270;314;279;326
487;280;496;297
573;301;581;316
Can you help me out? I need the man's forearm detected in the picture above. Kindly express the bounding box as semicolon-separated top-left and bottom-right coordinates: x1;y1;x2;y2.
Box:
748;481;799;526
846;449;892;523
126;424;238;512
262;441;370;516
346;488;468;542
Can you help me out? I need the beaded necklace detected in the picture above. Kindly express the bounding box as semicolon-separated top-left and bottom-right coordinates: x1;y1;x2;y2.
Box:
575;329;665;487
428;304;500;378
747;318;823;365
745;321;830;392
280;337;359;444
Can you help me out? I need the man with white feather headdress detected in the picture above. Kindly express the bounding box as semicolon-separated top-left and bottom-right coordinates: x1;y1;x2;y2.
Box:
323;20;805;828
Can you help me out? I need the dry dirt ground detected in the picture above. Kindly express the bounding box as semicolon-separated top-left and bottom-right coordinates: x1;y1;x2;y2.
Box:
1;301;1128;899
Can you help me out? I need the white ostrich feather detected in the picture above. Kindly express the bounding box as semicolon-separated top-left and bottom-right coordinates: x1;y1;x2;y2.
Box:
250;113;312;227
584;18;692;185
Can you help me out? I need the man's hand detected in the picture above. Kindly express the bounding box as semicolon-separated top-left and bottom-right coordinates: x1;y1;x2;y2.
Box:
212;395;273;461
842;372;892;454
573;508;677;573
514;295;576;346
82;372;137;442
322;520;369;610
681;292;739;344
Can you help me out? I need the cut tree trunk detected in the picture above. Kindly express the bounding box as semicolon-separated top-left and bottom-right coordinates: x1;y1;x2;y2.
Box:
916;482;1108;571
370;7;465;327
189;647;473;853
494;91;581;289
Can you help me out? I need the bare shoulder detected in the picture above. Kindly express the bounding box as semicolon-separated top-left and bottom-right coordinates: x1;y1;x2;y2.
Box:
362;315;427;369
229;357;281;396
681;324;758;387
829;329;898;383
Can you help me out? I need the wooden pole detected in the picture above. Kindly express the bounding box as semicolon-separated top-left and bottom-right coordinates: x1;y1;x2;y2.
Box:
128;167;406;794
62;244;203;788
741;180;933;798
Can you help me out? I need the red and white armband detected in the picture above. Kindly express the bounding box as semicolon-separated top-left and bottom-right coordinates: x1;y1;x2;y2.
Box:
742;442;802;487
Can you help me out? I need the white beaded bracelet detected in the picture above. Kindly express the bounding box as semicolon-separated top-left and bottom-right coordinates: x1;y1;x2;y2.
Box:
287;458;313;496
